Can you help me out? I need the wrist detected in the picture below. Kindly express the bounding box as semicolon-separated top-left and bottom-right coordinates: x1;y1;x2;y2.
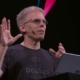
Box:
0;44;8;50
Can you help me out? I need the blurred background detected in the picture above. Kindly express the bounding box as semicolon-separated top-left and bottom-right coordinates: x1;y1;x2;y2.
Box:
0;0;80;54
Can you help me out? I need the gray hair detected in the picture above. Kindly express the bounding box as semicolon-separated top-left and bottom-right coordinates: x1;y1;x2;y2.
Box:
16;6;44;27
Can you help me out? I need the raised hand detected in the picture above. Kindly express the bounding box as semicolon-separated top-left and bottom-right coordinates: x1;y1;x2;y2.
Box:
0;17;22;47
49;43;66;58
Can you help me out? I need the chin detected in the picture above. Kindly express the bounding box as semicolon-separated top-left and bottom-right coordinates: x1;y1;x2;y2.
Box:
35;37;44;42
39;37;44;41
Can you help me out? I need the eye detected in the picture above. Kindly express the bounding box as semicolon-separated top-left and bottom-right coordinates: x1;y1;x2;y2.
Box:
33;19;40;23
43;20;48;25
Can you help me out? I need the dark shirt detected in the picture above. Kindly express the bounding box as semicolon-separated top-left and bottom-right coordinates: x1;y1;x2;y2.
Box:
1;44;59;80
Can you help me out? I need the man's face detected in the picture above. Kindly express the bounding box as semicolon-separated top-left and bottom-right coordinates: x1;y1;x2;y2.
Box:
22;11;47;41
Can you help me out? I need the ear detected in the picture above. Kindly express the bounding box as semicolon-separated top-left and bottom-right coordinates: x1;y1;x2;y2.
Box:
19;24;26;33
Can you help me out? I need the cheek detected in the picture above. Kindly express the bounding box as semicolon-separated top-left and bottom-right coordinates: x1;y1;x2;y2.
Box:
26;23;37;30
25;25;33;31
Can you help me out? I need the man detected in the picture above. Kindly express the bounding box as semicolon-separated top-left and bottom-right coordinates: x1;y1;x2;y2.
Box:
0;6;66;80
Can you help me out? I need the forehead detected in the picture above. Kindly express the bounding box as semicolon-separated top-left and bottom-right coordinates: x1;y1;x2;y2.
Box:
26;11;45;20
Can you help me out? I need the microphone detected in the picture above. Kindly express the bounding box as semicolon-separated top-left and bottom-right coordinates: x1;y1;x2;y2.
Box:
32;31;35;35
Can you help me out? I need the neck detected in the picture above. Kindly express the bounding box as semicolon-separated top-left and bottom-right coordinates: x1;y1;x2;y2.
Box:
21;36;40;50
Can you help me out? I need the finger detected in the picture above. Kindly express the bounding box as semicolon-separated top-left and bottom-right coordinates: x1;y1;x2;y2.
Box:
1;24;4;34
0;25;3;34
2;17;7;31
58;43;65;50
4;18;7;30
2;18;5;31
59;42;63;46
58;46;64;49
58;48;66;54
13;34;22;43
58;47;66;53
0;25;3;42
58;46;65;51
7;19;10;30
49;48;56;54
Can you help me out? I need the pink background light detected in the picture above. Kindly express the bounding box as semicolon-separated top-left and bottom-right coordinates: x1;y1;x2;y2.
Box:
44;0;56;16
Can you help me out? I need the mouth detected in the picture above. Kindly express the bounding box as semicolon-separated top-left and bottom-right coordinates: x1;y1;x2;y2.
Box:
37;30;45;32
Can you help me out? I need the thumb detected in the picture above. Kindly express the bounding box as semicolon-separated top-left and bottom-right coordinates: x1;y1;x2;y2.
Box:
8;34;22;45
49;48;56;55
13;34;22;42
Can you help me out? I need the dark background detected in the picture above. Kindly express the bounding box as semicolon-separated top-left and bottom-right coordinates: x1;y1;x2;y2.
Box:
0;0;80;54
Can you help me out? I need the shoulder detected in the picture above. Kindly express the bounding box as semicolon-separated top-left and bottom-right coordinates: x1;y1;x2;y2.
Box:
8;44;22;50
5;44;23;55
41;48;55;58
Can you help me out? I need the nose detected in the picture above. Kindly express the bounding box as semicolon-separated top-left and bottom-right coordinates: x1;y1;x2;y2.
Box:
39;20;45;27
39;22;45;28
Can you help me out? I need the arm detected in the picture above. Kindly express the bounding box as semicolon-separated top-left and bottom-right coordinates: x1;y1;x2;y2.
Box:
0;70;3;77
0;46;8;77
0;17;22;77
